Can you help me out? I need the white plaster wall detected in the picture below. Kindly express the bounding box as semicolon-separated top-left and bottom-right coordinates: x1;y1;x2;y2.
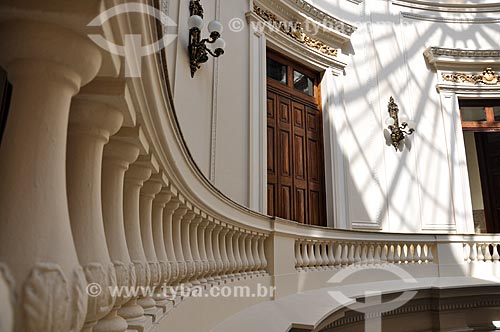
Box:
166;0;499;232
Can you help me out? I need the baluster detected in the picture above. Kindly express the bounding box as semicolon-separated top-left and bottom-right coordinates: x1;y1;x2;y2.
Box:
348;243;355;265
302;241;310;270
414;244;422;263
246;233;257;275
204;221;217;283
295;241;302;269
196;217;209;285
308;242;317;269
252;233;262;275
124;155;156;322
354;244;361;265
484;243;493;262
225;228;236;279
180;207;197;286
463;243;470;262
315;242;323;268
151;180;173;312
427;244;434;263
258;235;268;274
477;243;485;261
374;244;381;264
367;244;375;265
334;243;342;266
400;244;408;264
468;242;477;262
211;222;224;282
189;212;203;285
360;244;368;265
380;244;388;263
321;242;329;269
493;244;500;262
341;243;349;266
328;242;335;268
139;172;163;321
163;196;181;289
232;229;243;278
102;128;142;327
171;200;188;285
394;244;401;263
387;244;395;263
406;244;415;264
67;97;125;331
241;232;251;276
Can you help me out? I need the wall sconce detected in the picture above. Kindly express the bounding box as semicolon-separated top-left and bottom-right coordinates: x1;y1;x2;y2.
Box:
188;0;225;77
385;97;415;151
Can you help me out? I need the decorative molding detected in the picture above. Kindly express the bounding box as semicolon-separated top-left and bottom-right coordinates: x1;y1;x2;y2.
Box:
402;11;500;23
424;47;500;69
442;67;499;85
83;263;116;322
253;4;338;58
287;0;357;36
393;0;500;13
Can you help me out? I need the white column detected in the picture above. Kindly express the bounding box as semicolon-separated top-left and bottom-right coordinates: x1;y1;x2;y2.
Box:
233;230;243;278
102;132;141;329
212;223;224;282
66;98;123;331
0;20;101;332
204;222;217;283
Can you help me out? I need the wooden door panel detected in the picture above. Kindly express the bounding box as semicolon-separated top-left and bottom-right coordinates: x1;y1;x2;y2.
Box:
308;138;321;184
279;130;292;178
267;184;276;216
295;188;307;223
280;185;292;219
267;127;276;175
309;190;321;226
294;134;306;181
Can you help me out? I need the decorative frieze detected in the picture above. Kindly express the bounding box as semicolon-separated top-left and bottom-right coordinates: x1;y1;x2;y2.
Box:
442;67;499;85
253;4;338;58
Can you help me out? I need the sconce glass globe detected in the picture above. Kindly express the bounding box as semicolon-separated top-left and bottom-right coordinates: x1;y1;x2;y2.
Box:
208;20;223;33
213;38;226;51
407;120;416;130
188;15;204;30
385;117;395;126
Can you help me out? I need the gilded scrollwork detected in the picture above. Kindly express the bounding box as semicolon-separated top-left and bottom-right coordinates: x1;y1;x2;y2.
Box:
253;5;338;58
442;67;499;85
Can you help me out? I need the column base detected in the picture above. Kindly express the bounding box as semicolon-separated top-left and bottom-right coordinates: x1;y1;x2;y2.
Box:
126;315;154;332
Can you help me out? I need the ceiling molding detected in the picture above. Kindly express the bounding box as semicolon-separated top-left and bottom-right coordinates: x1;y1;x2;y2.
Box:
392;0;500;13
402;11;500;23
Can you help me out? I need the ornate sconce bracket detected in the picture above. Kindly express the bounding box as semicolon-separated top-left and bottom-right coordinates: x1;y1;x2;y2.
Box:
385;97;415;151
188;0;225;77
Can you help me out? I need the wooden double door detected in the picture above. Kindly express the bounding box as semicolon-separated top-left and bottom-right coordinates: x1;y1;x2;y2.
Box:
266;54;326;226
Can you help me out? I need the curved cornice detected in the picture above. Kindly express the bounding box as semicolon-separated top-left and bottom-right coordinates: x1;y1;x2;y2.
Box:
393;0;500;13
255;0;357;45
424;47;500;70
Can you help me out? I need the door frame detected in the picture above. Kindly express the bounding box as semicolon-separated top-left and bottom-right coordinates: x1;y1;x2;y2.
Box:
248;27;348;228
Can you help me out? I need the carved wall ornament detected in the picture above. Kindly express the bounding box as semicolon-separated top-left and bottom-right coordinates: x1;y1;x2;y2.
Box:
442;68;500;85
83;263;116;322
253;5;338;58
23;263;72;332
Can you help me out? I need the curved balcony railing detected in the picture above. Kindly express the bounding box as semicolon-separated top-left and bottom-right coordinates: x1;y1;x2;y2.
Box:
0;2;500;332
